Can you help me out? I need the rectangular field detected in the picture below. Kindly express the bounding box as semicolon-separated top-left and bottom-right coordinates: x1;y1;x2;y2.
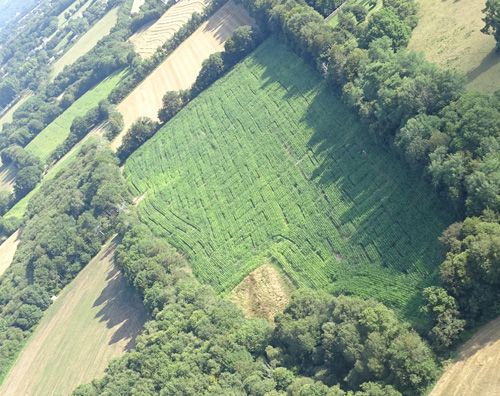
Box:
113;0;254;148
52;7;119;78
26;71;125;162
125;37;452;321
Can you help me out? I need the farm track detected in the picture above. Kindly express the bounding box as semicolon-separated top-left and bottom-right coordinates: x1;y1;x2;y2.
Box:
0;231;19;278
431;316;500;396
130;0;209;57
0;239;148;396
113;0;254;148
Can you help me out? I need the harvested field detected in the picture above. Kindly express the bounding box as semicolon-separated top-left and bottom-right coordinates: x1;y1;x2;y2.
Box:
0;239;148;396
231;263;293;322
0;164;16;193
113;0;254;149
130;0;209;57
0;231;19;278
131;0;145;14
51;7;119;78
409;0;500;93
431;316;500;396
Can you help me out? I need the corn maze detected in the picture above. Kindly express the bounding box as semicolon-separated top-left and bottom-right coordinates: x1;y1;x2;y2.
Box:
125;37;452;320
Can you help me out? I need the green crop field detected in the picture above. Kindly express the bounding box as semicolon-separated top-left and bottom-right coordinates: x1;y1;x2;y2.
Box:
125;37;452;321
26;70;126;162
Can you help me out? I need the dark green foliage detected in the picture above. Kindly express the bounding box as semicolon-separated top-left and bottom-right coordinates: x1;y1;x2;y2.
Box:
222;25;262;66
14;165;43;199
439;211;500;321
421;286;465;351
158;91;185;123
0;78;18;109
482;0;500;50
190;53;225;96
105;110;125;140
364;9;411;50
273;292;437;394
118;117;159;162
0;141;129;380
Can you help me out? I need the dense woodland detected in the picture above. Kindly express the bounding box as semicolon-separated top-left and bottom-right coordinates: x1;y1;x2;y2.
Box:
0;0;498;394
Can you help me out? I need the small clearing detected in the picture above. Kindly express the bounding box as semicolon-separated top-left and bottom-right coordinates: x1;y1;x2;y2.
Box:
231;263;293;322
0;164;16;193
431;316;500;396
409;0;500;93
131;0;145;14
130;0;209;57
113;0;254;149
51;7;119;78
0;92;32;129
0;239;148;396
0;230;20;278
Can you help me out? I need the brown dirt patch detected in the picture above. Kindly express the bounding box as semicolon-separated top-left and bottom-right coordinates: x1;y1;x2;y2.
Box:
0;239;148;396
430;316;500;396
130;0;209;57
231;263;294;322
0;230;20;278
113;0;254;149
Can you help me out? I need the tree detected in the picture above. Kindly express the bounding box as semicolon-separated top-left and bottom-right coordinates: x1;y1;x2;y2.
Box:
158;91;184;123
364;9;412;50
482;0;500;50
223;26;261;66
191;53;225;96
14;165;42;199
118;118;158;162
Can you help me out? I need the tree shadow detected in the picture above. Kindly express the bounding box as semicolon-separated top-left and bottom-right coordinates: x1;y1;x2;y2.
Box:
93;252;149;351
466;48;500;83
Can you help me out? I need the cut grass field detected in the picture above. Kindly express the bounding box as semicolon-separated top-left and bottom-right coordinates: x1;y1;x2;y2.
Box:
0;239;148;396
409;0;500;93
51;7;119;79
25;71;125;162
130;0;209;58
125;37;452;322
0;92;32;129
430;316;500;396
113;0;254;148
0;230;19;278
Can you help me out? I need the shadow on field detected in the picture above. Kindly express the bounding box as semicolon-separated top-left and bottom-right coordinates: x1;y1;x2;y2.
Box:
466;49;500;82
93;251;148;351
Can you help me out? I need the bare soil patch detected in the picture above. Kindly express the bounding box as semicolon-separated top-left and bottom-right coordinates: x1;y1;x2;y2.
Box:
113;0;254;149
0;230;20;278
130;0;209;57
431;316;500;396
409;0;500;93
0;239;148;396
0;164;16;193
231;263;294;322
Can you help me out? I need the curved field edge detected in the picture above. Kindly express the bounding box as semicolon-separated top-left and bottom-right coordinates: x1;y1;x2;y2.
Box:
125;37;453;324
0;239;147;396
430;316;500;395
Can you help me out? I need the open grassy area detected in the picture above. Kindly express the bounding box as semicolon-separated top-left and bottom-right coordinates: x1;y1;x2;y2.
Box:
52;7;119;78
0;239;147;395
26;71;125;162
409;0;500;93
125;37;452;322
0;93;32;129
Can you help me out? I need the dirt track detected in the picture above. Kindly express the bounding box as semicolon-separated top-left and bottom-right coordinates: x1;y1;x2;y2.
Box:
431;316;500;396
0;230;19;277
113;0;254;149
130;0;209;57
0;239;148;396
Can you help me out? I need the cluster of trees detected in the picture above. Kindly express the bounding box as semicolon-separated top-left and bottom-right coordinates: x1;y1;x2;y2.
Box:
50;99;123;164
74;214;435;395
117;25;262;160
130;0;172;32
0;141;130;381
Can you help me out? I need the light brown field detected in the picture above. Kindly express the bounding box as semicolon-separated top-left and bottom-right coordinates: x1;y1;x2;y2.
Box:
51;7;119;78
113;0;254;149
0;164;16;193
130;0;209;57
409;0;500;93
131;0;145;14
0;239;148;396
0;230;19;278
431;316;500;396
231;263;294;322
